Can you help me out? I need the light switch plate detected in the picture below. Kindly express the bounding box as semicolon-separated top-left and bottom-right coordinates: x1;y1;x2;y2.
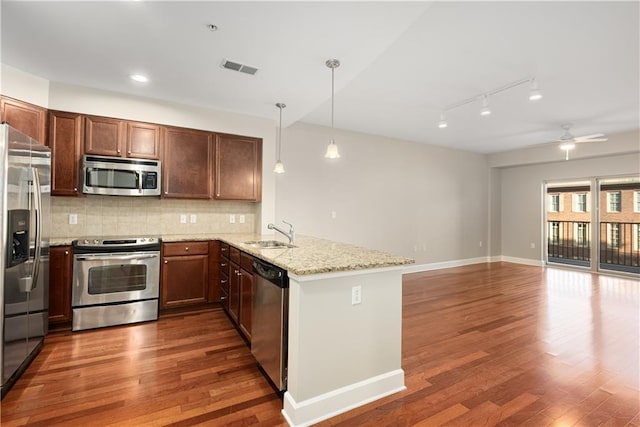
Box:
190;214;197;224
180;214;187;224
69;214;78;225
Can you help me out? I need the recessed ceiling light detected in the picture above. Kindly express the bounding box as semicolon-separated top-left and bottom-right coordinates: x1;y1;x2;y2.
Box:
130;74;148;83
207;24;218;32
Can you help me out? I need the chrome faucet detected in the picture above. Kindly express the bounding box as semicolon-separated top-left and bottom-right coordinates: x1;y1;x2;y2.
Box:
268;220;295;244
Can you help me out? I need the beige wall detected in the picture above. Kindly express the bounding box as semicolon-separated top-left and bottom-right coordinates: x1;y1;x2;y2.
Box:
274;122;490;265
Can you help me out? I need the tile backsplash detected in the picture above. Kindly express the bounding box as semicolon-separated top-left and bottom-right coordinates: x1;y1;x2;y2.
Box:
51;196;257;239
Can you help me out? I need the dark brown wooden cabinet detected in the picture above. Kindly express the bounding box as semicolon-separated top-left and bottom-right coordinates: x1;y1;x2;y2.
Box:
214;133;262;202
161;242;209;309
49;111;83;196
0;96;47;144
126;121;161;159
219;242;230;312
84;115;126;157
162;127;212;199
238;252;254;340
49;246;73;325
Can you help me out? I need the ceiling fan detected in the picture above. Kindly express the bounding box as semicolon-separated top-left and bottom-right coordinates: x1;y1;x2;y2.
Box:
555;124;607;160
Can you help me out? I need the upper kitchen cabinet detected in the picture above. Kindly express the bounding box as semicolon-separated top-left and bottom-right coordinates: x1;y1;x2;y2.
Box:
214;133;262;202
162;127;212;199
126;121;161;159
85;115;161;159
0;96;47;144
84;115;125;157
49;111;82;196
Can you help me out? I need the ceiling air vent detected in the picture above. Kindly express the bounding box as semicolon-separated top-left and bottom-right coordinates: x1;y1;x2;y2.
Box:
221;59;258;75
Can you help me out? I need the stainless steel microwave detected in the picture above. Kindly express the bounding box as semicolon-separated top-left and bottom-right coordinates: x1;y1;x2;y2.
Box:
82;155;161;196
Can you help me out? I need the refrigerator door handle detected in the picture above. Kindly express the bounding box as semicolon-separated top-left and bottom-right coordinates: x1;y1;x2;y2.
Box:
30;166;42;290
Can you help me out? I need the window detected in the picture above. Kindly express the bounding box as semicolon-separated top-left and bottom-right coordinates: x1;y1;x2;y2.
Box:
634;224;640;251
634;191;640;213
574;222;589;247
550;221;561;243
573;193;588;212
549;194;560;212
607;191;621;212
607;223;620;248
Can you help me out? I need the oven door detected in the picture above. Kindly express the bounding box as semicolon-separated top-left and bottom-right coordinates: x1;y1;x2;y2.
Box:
72;251;160;306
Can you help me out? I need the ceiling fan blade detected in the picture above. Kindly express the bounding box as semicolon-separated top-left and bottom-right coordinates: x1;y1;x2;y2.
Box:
575;133;605;140
574;138;608;144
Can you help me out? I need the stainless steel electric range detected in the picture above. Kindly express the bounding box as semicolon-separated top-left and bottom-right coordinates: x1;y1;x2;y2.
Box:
71;237;161;331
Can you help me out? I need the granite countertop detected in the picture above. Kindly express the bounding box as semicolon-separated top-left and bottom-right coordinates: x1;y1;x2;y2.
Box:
51;233;414;276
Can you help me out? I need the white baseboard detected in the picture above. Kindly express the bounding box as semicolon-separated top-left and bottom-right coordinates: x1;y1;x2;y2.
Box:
499;256;545;267
403;256;490;274
281;369;406;427
403;256;545;274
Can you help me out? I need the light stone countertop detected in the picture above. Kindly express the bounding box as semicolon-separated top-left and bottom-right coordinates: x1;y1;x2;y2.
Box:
51;233;414;276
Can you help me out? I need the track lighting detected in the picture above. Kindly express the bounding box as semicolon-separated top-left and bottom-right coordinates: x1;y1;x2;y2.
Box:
438;112;448;129
274;103;286;174
324;59;341;159
480;95;491;116
529;78;542;101
438;77;541;128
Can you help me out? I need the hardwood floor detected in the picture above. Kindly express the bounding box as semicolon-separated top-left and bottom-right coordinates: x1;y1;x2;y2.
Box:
1;262;638;426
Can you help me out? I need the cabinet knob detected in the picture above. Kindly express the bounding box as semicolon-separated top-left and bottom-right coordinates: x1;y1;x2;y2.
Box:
236;271;241;276
164;191;168;194
117;150;121;154
64;250;69;255
164;260;168;264
127;151;132;155
216;193;220;197
185;247;189;251
73;187;77;191
221;247;227;252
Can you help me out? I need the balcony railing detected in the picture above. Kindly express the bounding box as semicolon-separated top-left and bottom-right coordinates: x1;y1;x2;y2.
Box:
547;221;640;274
600;222;640;274
547;221;591;267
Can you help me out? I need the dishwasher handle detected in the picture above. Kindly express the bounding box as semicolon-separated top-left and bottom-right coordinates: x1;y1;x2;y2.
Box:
252;259;287;287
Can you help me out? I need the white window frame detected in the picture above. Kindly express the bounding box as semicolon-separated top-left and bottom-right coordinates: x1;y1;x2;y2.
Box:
572;193;589;213
634;224;640;251
573;222;589;247
549;194;560;212
634;191;640;213
607;191;621;213
607;223;620;249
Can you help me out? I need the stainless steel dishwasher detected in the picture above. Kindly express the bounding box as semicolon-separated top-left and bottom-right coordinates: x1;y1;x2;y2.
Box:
251;258;289;391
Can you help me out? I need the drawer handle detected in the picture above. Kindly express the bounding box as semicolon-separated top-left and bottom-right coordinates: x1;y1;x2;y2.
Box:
221;247;228;252
220;296;227;300
221;263;227;267
221;279;227;284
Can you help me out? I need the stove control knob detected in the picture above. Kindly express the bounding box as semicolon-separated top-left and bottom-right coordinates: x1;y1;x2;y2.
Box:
84;239;89;244
93;239;99;244
140;238;147;242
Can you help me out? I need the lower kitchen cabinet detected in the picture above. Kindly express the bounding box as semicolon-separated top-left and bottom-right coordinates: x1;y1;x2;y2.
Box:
161;242;209;309
238;266;253;340
48;246;73;325
227;247;254;341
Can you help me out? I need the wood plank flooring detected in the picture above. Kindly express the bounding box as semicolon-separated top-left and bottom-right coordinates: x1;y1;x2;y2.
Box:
1;262;638;426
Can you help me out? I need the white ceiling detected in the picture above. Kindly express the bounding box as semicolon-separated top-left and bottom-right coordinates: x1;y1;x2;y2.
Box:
2;1;638;154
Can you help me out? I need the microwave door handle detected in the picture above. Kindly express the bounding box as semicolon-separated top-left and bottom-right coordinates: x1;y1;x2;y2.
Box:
138;171;143;193
76;254;159;262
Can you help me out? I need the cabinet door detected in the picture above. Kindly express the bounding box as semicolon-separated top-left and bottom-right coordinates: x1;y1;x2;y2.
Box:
84;115;125;156
49;246;72;324
161;254;209;308
162;127;212;199
229;262;240;324
49;111;82;196
214;133;262;201
239;269;253;341
127;121;161;159
0;96;47;144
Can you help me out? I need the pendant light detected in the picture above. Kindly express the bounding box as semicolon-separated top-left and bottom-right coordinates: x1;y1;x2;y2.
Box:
324;59;341;159
274;103;286;174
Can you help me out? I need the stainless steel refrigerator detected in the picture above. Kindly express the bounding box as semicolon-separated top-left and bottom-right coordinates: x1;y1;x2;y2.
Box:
0;123;50;399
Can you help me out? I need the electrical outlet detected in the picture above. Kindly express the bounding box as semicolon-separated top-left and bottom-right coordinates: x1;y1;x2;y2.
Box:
190;214;197;224
239;215;245;224
180;214;187;224
331;211;337;219
68;214;78;225
479;241;483;247
229;214;236;224
530;242;536;249
352;285;362;305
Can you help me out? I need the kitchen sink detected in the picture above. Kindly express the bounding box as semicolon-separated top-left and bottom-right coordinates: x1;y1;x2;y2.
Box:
244;240;296;249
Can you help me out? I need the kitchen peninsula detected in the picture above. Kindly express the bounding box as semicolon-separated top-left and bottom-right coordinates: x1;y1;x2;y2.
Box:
208;234;413;427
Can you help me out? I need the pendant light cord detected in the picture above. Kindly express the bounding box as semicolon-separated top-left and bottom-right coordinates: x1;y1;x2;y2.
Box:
331;66;335;131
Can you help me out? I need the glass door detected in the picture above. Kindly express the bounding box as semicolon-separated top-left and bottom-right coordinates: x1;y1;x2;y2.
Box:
598;176;640;275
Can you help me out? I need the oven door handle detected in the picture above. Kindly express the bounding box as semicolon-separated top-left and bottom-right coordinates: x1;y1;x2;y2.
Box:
76;254;160;262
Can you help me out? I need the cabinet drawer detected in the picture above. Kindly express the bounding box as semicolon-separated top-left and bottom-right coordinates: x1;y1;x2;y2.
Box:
219;259;230;274
240;252;254;272
220;274;229;295
163;241;209;256
230;246;241;264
